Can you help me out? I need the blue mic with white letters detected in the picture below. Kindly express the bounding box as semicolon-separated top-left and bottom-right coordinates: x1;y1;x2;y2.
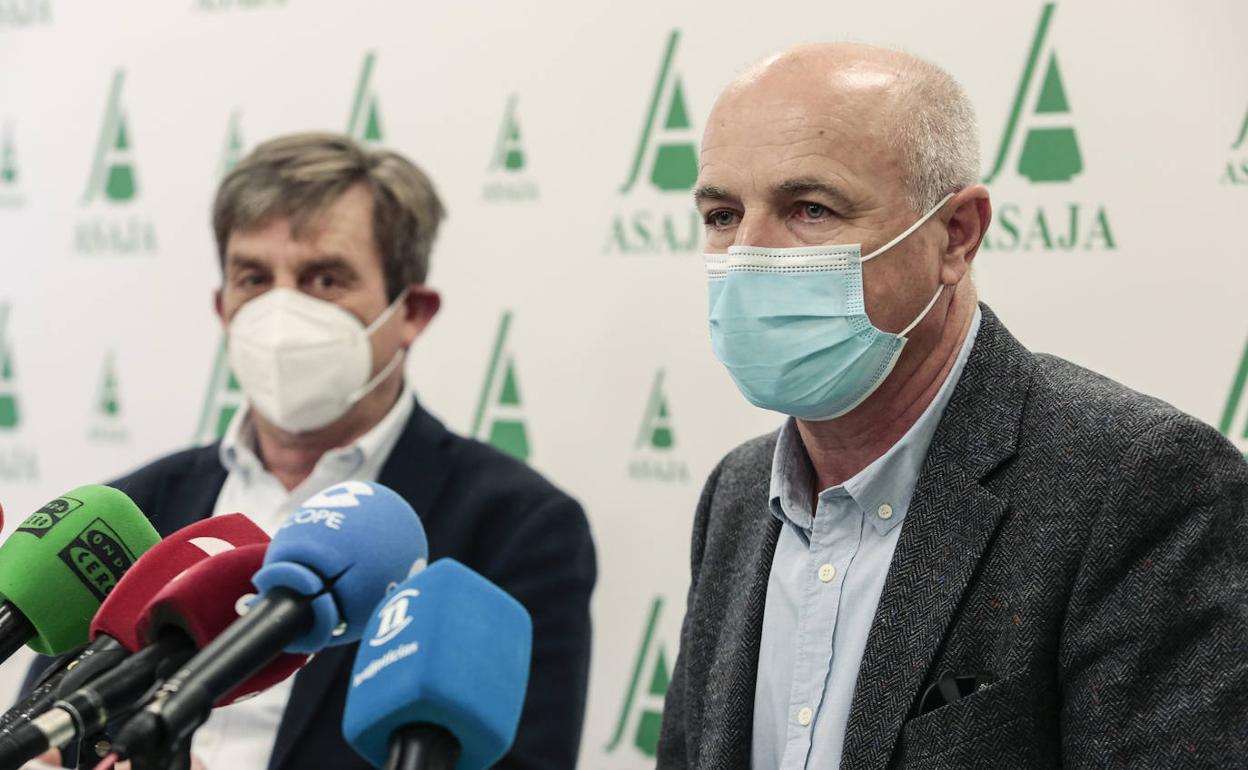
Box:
111;481;428;765
343;558;532;770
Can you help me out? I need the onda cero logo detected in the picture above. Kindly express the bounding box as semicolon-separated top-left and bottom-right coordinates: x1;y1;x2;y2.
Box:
59;518;137;601
16;495;84;538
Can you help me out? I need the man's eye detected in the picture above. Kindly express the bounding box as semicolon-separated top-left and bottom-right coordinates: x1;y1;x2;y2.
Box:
705;210;739;228
799;203;832;221
313;273;338;289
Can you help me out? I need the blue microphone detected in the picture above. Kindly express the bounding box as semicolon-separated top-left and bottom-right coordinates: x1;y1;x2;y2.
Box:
343;559;532;770
112;481;428;765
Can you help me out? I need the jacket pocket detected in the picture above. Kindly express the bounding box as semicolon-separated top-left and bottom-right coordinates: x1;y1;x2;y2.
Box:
895;667;1050;768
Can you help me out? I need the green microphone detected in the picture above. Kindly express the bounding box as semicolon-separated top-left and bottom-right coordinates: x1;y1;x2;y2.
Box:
0;485;161;660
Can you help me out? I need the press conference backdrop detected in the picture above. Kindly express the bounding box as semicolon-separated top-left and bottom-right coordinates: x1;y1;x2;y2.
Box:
0;0;1244;765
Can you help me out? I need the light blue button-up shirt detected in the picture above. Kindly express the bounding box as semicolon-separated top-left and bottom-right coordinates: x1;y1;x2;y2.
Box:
751;309;981;770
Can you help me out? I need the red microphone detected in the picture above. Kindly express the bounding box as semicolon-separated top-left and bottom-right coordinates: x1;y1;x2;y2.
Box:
136;543;308;706
0;514;269;737
0;543;309;766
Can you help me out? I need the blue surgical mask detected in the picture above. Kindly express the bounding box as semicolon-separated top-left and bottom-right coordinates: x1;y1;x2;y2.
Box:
705;193;953;421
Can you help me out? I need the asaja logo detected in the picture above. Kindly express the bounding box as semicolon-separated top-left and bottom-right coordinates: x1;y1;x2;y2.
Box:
347;51;384;144
0;303;37;482
629;369;688;483
605;29;702;255
0;121;22;208
76;69;158;256
195;0;287;11
194;339;244;444
1221;106;1248;185
980;3;1115;252
87;350;128;444
471;311;530;462
483;94;537;202
219;111;245;179
606;596;673;759
0;303;20;432
0;0;51;27
1219;337;1248;456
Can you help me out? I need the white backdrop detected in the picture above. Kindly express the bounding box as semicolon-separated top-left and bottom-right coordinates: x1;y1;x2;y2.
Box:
1;1;1246;767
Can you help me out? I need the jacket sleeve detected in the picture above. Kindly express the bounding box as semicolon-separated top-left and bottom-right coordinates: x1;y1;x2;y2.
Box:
488;493;596;770
656;458;724;769
1060;414;1248;766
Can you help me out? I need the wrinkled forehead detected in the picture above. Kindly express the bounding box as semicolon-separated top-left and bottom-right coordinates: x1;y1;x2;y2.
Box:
699;65;908;200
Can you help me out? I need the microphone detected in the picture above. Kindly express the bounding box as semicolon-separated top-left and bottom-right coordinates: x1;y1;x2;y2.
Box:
112;481;428;764
0;542;307;769
342;559;532;770
0;513;268;737
0;486;160;663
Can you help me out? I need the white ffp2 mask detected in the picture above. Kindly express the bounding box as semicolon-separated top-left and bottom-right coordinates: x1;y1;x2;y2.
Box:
226;288;407;433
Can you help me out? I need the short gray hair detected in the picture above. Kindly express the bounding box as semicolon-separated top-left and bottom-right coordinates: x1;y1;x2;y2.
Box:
890;57;980;213
213;132;446;298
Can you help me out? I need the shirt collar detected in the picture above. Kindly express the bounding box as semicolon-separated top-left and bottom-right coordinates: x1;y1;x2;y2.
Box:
219;385;414;484
768;308;982;537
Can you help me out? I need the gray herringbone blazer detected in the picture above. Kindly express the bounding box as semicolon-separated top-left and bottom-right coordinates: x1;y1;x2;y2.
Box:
657;305;1248;769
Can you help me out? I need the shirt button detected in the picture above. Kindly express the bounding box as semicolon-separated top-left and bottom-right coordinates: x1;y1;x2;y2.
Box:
878;503;894;520
818;564;836;582
798;706;813;726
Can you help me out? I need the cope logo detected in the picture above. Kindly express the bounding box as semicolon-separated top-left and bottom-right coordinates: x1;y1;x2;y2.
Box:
58;517;137;601
369;587;419;647
16;495;84;538
301;481;374;509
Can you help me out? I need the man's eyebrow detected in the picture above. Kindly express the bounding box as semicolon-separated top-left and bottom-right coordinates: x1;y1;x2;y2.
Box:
773;178;855;210
297;255;358;274
693;184;736;205
225;253;267;272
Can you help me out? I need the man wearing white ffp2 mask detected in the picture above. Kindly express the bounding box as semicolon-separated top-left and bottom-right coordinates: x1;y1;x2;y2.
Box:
19;133;596;770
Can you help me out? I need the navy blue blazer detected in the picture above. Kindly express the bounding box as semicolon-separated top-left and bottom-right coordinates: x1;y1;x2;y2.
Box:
24;398;596;770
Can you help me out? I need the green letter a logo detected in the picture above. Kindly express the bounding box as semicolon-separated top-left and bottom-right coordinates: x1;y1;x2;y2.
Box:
636;369;675;450
489;95;526;173
84;70;138;203
347;51;384;144
1219;337;1248;455
1;123;17;186
606;596;672;758
471;311;530;462
96;351;121;419
194;339;244;444
984;3;1082;185
0;304;19;430
219;111;245;179
1231;105;1248;151
620;30;698;194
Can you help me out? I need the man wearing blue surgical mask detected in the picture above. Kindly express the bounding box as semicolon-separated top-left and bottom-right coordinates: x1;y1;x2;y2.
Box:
21;133;595;770
659;44;1246;769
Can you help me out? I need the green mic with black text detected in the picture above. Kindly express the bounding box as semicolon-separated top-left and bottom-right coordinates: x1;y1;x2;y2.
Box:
0;485;161;659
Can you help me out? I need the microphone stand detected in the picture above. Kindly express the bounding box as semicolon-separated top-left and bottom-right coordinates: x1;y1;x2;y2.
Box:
384;724;460;770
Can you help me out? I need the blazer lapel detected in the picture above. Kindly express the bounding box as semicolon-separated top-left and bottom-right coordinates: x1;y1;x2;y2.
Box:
839;306;1036;770
267;397;455;770
702;476;782;770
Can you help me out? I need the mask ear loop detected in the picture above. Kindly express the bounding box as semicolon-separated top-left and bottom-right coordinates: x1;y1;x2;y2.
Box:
350;287;413;404
860;192;955;262
899;284;944;338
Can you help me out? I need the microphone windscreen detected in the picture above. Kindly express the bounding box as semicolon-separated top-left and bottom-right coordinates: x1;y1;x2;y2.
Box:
0;486;161;655
252;481;427;653
343;559;531;770
135;543;308;706
91;513;269;650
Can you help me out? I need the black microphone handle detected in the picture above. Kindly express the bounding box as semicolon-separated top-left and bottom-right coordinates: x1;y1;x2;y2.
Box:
0;636;127;738
385;724;461;770
0;602;35;665
113;587;314;756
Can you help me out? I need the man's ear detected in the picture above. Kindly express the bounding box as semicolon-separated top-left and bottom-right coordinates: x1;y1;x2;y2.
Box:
941;185;991;286
398;285;441;346
213;288;225;325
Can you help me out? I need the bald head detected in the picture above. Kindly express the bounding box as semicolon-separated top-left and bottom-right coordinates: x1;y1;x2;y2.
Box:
707;42;979;213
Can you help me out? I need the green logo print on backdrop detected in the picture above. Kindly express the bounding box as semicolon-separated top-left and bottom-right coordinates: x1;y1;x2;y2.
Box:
620;30;698;194
471;311;530;462
0;304;19;430
347;51;384;144
606;596;672;759
84;70;138;203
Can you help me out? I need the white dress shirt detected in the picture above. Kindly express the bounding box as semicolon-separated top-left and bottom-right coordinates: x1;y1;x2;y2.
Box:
189;392;413;769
